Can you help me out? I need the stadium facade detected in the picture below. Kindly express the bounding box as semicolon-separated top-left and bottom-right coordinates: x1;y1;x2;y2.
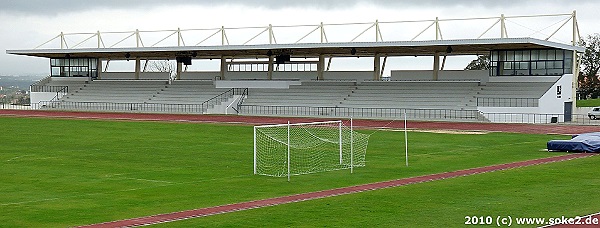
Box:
6;12;586;123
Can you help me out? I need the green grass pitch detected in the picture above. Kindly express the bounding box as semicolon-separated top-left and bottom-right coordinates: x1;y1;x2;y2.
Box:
0;117;598;227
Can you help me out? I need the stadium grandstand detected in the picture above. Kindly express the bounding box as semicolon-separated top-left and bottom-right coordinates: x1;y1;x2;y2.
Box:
6;11;588;124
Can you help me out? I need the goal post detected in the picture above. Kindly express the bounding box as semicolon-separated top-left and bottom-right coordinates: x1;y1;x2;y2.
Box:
253;120;369;179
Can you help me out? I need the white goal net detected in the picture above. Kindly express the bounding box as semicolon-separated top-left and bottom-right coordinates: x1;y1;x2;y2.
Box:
254;120;370;179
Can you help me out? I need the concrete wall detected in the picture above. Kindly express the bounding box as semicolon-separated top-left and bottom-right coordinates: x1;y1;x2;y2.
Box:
215;80;301;89
100;72;170;80
477;74;571;123
179;71;373;81
180;72;218;80
30;92;64;106
538;74;572;116
477;107;558;123
391;70;488;81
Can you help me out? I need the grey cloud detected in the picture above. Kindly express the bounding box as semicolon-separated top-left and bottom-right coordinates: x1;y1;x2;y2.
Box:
0;0;581;15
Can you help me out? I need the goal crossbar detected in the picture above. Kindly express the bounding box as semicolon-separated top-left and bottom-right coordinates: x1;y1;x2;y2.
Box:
253;120;369;180
254;120;343;128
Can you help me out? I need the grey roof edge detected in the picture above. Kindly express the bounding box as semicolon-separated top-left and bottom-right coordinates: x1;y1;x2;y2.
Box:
6;37;585;55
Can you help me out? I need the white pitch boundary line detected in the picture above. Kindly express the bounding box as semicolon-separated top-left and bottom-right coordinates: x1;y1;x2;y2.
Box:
118;177;176;184
0;174;253;207
5;155;32;162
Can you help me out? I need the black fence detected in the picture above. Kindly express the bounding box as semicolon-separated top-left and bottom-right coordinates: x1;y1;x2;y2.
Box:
476;97;539;107
29;88;247;114
30;85;69;93
238;105;484;121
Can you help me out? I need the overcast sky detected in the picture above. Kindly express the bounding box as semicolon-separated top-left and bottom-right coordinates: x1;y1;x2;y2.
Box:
1;0;598;76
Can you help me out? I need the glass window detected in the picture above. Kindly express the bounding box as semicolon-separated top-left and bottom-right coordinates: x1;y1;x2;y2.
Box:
535;61;546;69
517;62;529;69
546;50;556;60
522;50;530;61
49;58;98;78
487;49;570;76
539;50;548;60
499;51;506;61
507;51;515;61
51;67;60;76
553;61;563;69
556;50;564;59
565;51;573;59
515;51;523;61
531;50;539;60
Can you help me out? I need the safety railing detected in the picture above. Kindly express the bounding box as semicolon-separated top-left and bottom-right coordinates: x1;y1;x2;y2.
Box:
237;105;484;121
30;85;69;93
476;97;539;107
481;112;600;125
37;101;207;113
32;88;248;114
3;102;599;125
200;88;245;111
231;88;249;114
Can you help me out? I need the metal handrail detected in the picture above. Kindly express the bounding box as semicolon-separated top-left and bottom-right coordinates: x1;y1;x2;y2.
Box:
30;85;69;93
231;88;248;113
238;105;481;120
476;97;539;107
49;86;69;102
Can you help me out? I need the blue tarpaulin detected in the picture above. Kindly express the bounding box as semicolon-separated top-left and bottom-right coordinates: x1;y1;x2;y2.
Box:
547;132;600;153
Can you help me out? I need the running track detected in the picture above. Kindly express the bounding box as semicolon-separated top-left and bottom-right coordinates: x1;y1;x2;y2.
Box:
1;109;598;135
1;110;599;227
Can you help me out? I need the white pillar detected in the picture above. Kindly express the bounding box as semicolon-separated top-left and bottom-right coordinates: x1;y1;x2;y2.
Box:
350;117;354;174
373;54;381;81
176;62;183;80
572;10;578;110
267;55;274;80
96;59;102;80
317;54;325;80
253;126;257;174
134;57;141;80
220;56;227;80
433;52;440;81
287;121;291;182
338;121;342;164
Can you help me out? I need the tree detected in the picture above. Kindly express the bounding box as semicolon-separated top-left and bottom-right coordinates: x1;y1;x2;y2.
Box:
464;55;490;70
147;60;177;80
578;33;600;99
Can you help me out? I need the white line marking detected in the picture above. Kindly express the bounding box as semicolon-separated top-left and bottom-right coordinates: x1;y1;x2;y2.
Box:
6;155;31;162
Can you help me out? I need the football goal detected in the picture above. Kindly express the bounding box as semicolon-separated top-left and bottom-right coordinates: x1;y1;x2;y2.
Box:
254;120;370;180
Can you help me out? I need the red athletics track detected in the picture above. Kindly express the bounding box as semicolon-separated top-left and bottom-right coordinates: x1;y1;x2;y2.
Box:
2;110;599;227
1;109;598;135
77;153;595;227
547;212;600;228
